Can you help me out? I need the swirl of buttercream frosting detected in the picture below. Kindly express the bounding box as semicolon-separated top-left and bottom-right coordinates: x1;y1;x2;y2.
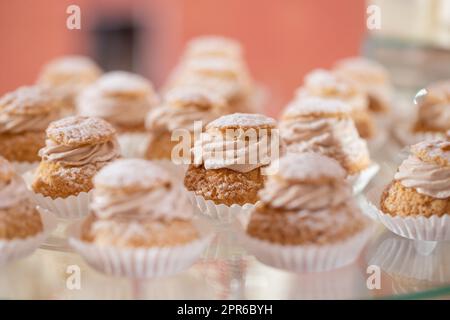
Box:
39;138;120;167
394;154;450;199
0;174;28;209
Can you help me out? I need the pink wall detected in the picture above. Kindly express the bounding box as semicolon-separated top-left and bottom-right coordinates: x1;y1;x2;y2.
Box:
0;0;366;116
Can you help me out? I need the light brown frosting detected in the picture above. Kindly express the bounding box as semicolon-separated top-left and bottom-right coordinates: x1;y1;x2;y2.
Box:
193;114;278;173
39;138;120;167
91;159;193;220
395;154;450;199
0;174;28;209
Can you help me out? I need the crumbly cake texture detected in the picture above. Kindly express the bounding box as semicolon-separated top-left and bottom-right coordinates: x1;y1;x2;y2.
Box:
184;164;265;206
94;158;171;193
412;139;450;166
38;56;101;84
246;202;366;245
32;161;106;199
0;85;60;116
381;181;449;217
206;113;276;130
0;131;45;162
0;199;43;240
164;85;226;110
46;116;116;147
95;71;154;96
81;214;199;248
351;109;375;139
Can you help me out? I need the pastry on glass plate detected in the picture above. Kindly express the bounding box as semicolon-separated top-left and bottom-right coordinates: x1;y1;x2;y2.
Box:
185;113;280;222
0;85;62;173
297;68;375;139
0;157;55;266
77;71;159;158
366;139;450;241
69;159;211;278
241;152;372;272
279;95;378;193
29;116;120;219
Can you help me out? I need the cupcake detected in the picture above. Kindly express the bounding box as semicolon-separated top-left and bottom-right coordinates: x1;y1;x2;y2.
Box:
145;85;226;161
414;80;450;135
37;55;102;115
0;157;42;239
279;96;371;176
70;159;210;278
77;71;158;158
185;113;280;221
375;139;450;240
334;57;392;113
0;157;54;265
30;116;120;218
0;86;62;172
297;69;375;139
243;153;372;272
183;35;243;60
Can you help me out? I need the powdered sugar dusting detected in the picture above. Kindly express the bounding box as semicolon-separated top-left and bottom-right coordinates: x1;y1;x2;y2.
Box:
94;159;171;190
186;35;242;57
411;139;450;164
273;153;346;181
0;86;58;115
44;55;100;73
46;116;116;146
283;96;350;118
164;85;226;110
207;113;276;129
96;71;153;95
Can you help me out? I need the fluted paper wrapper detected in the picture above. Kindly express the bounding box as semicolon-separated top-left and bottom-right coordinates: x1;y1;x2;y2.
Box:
118;132;149;159
188;192;255;224
348;163;380;195
0;208;57;266
365;185;450;241
68;222;213;278
23;170;93;220
238;226;373;273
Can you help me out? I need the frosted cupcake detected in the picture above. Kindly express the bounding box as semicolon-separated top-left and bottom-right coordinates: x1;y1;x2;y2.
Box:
297;69;375;139
0;157;53;265
374;139;450;240
280;96;371;175
30;116;120;218
77;71;158;157
243;153;372;272
0;86;62;172
70;159;210;278
334;57;392;113
145;85;226;160
185;113;279;221
37;55;102;115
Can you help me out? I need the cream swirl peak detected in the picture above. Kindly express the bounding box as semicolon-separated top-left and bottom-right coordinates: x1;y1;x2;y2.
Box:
259;153;354;213
39;138;120;167
192;113;279;173
91;159;193;220
395;140;450;199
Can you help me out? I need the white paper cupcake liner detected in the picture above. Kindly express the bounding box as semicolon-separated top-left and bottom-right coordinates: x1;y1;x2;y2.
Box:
238;225;373;273
188;192;256;224
12;161;39;175
22;170;93;220
348;162;380;195
365;185;450;241
118;132;149;159
0;208;57;266
68;221;213;278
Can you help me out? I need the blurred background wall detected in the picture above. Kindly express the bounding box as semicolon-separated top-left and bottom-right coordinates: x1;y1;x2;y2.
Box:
0;0;366;115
